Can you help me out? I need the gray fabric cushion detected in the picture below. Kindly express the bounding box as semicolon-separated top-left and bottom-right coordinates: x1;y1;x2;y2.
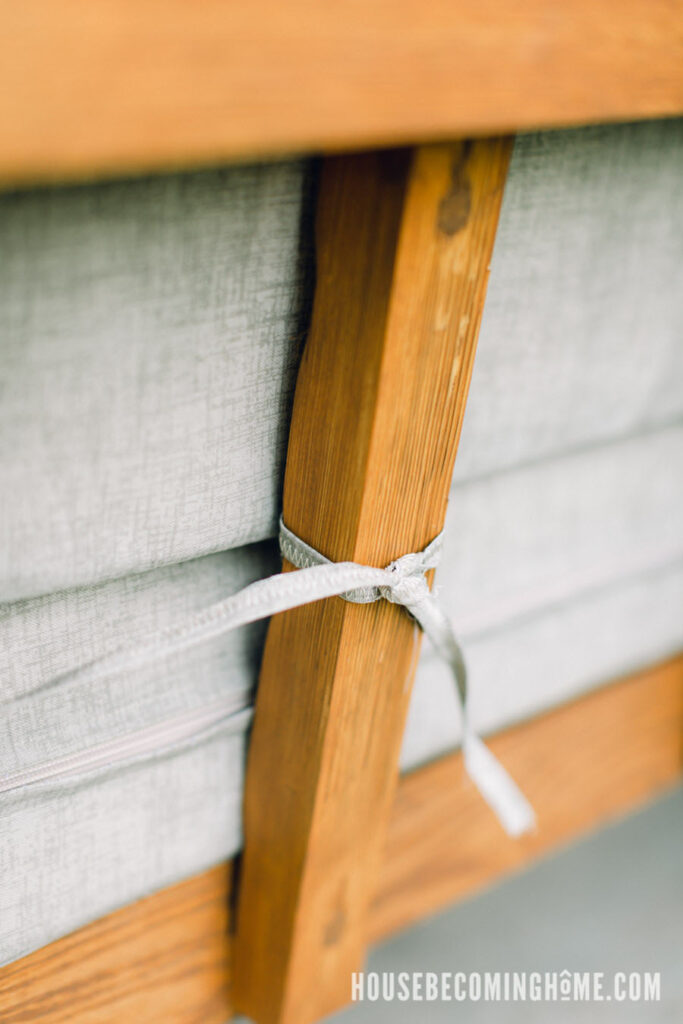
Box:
0;162;314;602
1;732;248;966
455;119;683;482
443;424;682;641
401;425;683;768
404;563;683;771
2;426;682;964
0;541;276;765
3;120;683;603
0;542;277;965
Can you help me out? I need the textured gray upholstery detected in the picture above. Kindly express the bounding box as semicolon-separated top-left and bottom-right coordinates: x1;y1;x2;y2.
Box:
455;119;683;481
1;728;249;966
401;426;683;768
1;120;682;965
0;162;313;601
3;120;682;602
1;542;276;759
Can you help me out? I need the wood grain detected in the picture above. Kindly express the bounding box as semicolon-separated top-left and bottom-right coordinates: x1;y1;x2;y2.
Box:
2;657;680;1022
233;140;511;1024
1;0;682;186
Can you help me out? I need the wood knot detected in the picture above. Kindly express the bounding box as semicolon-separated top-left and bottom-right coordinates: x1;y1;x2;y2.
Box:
437;147;472;236
323;905;346;946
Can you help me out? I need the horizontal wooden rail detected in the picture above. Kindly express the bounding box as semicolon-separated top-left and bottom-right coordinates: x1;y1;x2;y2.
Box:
371;654;683;940
0;0;682;185
1;656;681;1022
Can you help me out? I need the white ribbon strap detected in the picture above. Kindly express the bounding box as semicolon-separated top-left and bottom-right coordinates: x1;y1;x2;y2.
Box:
280;519;535;837
44;519;535;836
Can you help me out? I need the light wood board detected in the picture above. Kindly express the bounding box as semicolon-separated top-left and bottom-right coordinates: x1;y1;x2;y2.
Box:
234;139;511;1024
1;1;682;185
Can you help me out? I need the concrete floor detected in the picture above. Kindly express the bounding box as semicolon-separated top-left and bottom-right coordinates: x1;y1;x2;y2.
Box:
332;786;683;1023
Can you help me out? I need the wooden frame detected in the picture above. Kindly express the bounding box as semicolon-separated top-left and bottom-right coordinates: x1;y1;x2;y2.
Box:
2;656;681;1023
0;1;683;185
1;8;682;1019
234;140;510;1024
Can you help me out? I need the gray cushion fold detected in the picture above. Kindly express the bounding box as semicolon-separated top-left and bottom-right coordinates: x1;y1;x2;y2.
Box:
401;426;683;769
0;541;278;772
402;562;683;772
445;424;683;639
0;733;248;966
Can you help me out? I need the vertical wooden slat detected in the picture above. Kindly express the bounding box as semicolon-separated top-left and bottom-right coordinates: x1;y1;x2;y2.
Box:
234;139;512;1024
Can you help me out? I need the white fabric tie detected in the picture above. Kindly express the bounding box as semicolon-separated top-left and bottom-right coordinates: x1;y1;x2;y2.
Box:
43;519;535;836
281;520;535;837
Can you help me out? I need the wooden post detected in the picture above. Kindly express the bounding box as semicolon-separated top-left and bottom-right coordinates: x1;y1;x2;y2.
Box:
234;140;512;1024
